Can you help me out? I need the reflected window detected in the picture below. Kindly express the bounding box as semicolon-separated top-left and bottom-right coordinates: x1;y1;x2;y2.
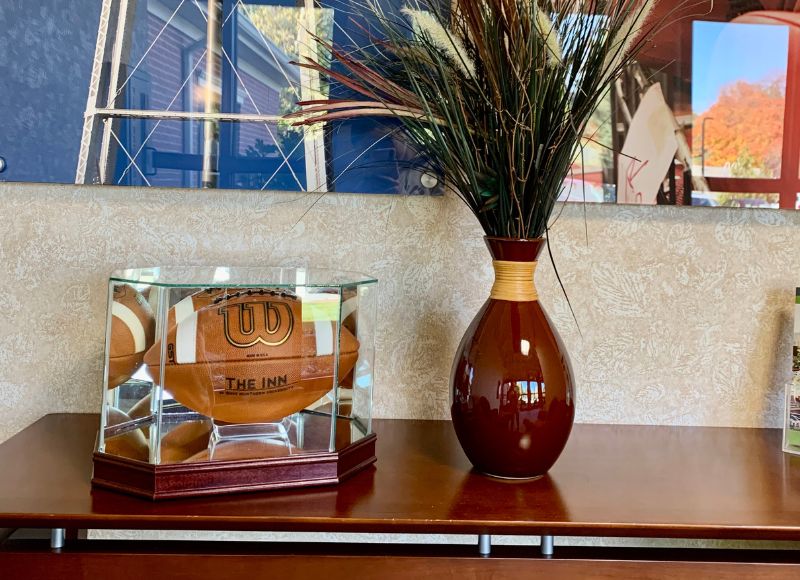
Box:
78;0;443;194
691;21;788;180
84;0;324;191
560;91;616;204
593;4;800;208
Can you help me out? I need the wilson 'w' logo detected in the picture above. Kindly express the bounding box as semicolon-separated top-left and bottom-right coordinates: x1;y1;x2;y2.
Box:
219;301;294;348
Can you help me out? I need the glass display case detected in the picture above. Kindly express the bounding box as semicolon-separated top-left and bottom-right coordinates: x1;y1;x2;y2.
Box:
92;267;378;499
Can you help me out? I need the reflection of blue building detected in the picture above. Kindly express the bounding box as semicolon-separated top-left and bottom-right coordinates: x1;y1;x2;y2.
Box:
112;0;305;190
0;0;100;184
109;0;441;193
326;0;443;195
0;0;441;194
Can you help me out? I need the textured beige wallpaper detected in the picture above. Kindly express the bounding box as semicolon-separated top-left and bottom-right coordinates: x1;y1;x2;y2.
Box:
0;181;797;445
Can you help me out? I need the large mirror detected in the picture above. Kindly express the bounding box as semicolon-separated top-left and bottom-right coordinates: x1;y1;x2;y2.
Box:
0;0;797;207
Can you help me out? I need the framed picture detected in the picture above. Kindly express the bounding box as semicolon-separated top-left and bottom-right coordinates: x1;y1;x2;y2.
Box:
784;288;800;455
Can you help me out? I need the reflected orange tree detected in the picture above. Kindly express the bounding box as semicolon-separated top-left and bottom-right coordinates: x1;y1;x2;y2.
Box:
695;76;786;180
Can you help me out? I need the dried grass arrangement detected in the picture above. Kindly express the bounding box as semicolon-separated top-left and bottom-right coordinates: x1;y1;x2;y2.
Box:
289;0;707;239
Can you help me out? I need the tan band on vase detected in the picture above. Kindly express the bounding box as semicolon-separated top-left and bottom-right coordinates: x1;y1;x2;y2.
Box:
490;260;538;302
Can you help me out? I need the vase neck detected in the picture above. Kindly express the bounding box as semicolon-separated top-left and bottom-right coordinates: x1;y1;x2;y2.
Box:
490;261;538;302
484;237;546;262
484;237;543;302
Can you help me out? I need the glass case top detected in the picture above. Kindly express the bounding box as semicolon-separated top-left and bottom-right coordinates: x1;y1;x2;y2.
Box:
109;266;377;288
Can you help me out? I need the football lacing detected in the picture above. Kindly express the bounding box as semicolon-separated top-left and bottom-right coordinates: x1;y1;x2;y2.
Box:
211;288;298;304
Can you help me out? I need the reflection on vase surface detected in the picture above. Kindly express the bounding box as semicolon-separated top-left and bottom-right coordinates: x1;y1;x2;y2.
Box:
450;238;575;479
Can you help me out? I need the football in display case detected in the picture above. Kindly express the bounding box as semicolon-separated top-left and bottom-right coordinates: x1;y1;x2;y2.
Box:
92;267;378;499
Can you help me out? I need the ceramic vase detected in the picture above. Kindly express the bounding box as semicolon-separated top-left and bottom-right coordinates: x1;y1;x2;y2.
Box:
450;237;575;478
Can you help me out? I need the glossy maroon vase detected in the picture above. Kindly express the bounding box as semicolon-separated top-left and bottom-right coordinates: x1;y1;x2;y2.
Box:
450;237;575;478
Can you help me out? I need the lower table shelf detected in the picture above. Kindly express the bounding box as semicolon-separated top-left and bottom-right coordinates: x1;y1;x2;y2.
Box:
3;539;800;580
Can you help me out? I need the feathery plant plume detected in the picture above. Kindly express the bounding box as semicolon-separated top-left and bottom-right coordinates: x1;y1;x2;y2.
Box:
402;7;477;78
602;0;657;74
289;0;710;239
535;9;562;66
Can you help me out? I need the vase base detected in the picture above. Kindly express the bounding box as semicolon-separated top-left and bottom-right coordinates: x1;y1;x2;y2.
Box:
478;470;545;482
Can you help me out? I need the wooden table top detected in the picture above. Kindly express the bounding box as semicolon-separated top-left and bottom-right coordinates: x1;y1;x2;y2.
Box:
2;414;800;540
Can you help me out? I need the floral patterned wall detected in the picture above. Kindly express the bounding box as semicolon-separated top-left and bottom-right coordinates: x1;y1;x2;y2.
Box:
0;181;796;444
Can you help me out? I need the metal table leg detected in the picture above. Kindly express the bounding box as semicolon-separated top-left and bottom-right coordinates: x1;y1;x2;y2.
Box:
540;535;554;557
478;534;491;556
50;528;66;550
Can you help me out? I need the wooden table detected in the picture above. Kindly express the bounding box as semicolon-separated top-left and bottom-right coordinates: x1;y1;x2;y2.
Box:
2;414;800;578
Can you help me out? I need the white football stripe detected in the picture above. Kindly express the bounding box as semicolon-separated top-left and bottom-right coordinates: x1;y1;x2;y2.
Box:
340;297;358;321
314;320;334;356
176;312;198;364
174;295;196;325
147;289;161;318
112;302;147;353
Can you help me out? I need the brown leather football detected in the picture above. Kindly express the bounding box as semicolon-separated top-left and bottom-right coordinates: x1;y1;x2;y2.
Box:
167;288;224;327
103;407;149;461
184;438;295;462
143;289;360;424
108;284;156;389
159;420;213;463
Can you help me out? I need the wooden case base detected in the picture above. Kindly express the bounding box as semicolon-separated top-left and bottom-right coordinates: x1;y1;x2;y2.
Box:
91;433;376;500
